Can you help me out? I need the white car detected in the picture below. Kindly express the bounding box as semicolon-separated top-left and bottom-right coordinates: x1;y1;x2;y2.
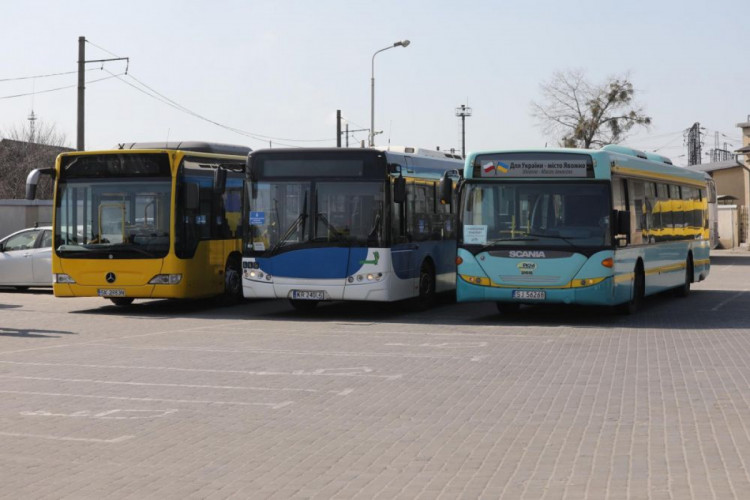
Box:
0;226;53;289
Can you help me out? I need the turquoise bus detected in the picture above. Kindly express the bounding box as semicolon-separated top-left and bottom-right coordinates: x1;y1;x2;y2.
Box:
242;147;462;310
454;145;711;314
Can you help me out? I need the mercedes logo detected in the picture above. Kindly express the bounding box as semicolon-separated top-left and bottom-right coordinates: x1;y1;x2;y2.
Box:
105;272;116;284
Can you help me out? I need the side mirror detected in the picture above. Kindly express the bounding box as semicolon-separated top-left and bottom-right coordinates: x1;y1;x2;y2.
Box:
613;209;631;245
393;176;406;204
213;167;227;195
25;168;55;200
438;176;452;205
184;182;200;210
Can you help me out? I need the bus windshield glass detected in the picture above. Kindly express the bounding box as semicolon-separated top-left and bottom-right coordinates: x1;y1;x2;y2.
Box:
247;181;385;252
55;178;172;259
461;182;611;249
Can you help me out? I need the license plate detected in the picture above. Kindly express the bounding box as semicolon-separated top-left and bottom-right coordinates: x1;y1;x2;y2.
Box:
512;290;546;300
98;289;126;297
291;290;325;301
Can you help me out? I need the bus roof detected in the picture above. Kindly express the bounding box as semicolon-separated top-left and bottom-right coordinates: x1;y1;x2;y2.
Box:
465;144;706;186
115;141;251;156
375;145;463;160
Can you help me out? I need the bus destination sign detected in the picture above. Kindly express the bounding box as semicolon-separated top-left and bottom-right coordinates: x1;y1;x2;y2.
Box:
478;158;589;178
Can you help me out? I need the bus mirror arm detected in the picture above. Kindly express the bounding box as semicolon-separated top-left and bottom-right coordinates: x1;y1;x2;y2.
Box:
25;168;56;200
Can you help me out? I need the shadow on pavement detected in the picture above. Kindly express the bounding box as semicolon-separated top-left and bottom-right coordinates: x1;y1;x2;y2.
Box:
0;327;76;338
64;286;750;332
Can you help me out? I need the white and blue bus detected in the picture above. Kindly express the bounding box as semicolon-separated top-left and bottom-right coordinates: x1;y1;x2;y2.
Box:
455;145;711;314
242;147;462;310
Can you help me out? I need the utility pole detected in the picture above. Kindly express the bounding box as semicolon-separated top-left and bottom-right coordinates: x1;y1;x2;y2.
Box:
455;104;472;159
77;36;129;151
336;110;342;148
77;36;85;151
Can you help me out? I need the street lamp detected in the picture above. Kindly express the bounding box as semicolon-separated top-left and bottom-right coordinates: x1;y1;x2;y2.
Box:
370;39;410;147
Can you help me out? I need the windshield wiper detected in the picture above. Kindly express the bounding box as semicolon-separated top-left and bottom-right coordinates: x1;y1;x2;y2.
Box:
269;192;308;254
316;212;346;241
526;232;585;253
478;237;538;252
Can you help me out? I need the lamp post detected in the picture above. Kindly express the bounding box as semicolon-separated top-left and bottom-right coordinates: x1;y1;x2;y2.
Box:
370;39;410;147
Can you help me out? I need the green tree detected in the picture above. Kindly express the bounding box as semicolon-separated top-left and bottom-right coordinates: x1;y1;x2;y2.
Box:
531;69;651;149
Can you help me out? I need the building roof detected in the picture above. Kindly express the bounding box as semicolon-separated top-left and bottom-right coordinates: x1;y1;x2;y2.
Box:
0;138;73;154
684;159;748;173
736;144;750;154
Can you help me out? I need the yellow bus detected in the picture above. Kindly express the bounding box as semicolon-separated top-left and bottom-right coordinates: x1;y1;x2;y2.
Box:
27;142;249;306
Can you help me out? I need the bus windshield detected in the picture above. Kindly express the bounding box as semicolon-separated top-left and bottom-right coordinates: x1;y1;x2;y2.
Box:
55;179;172;259
461;182;611;249
247;181;385;252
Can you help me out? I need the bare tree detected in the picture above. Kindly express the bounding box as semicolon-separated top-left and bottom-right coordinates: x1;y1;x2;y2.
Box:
531;69;651;149
0;119;71;199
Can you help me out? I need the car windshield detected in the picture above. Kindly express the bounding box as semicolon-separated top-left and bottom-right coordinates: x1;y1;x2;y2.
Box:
246;181;385;253
461;182;612;249
55;179;172;259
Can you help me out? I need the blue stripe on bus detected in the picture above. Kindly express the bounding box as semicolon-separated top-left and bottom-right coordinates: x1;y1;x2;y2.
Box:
256;247;369;279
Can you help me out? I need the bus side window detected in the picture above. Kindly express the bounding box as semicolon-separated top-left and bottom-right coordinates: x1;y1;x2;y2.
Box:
390;179;408;244
644;182;657;243
627;179;645;245
669;184;683;238
656;183;671;241
412;183;432;242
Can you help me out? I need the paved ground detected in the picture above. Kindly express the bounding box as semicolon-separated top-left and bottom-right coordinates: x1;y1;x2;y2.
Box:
1;250;750;499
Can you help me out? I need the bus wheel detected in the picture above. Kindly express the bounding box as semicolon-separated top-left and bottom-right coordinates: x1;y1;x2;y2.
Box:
674;256;693;297
110;297;134;306
415;262;436;310
496;302;521;314
221;257;243;305
289;299;318;312
617;263;644;315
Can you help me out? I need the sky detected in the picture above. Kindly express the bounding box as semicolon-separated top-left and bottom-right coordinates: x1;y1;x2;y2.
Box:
2;0;748;166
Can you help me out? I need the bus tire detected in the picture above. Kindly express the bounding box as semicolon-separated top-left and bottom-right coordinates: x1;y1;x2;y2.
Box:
617;262;644;315
496;302;521;314
674;255;693;298
220;256;243;306
289;299;318;312
415;261;436;310
110;297;134;306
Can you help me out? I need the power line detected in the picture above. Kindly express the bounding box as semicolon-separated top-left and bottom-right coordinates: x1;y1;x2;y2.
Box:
105;70;336;147
0;72;124;100
0;67;100;83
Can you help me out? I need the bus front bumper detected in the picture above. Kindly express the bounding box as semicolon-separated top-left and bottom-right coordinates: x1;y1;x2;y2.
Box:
456;277;615;306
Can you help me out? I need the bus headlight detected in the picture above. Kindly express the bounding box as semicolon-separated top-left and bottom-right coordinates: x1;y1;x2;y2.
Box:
348;273;384;283
148;274;182;285
243;269;272;283
53;273;76;284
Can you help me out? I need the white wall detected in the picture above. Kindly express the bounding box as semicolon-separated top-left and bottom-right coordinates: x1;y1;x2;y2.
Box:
0;200;53;239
